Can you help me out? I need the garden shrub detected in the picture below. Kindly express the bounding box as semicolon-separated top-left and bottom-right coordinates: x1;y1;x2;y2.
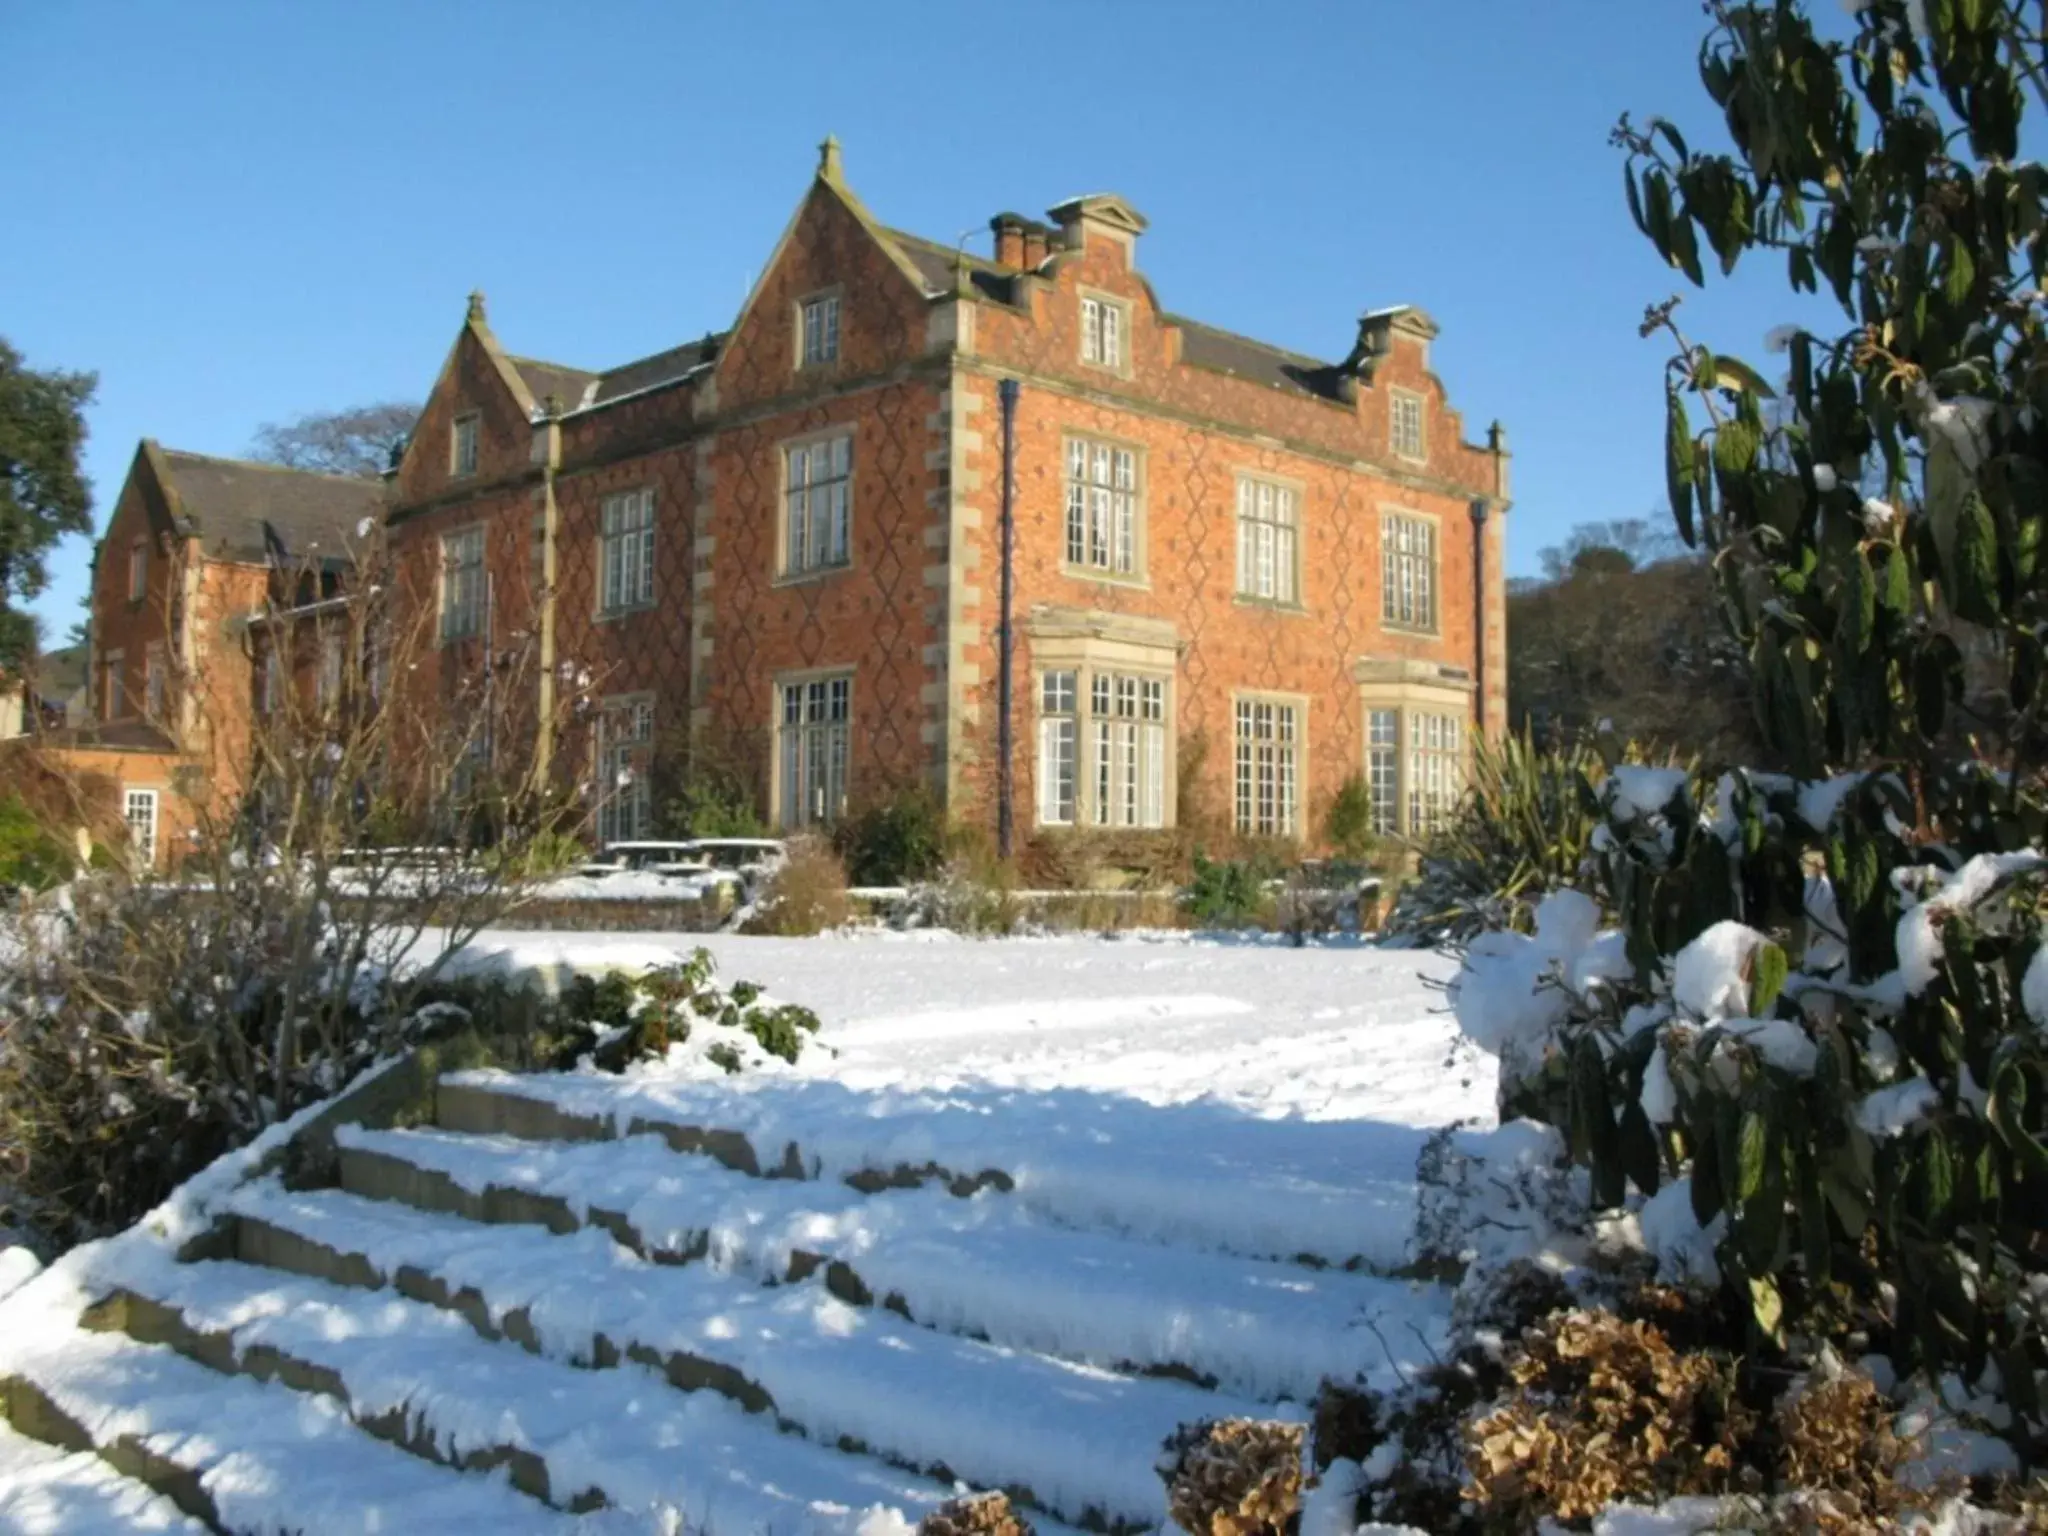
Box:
0;791;72;894
1182;853;1273;928
1462;1309;1751;1525
1381;727;1625;945
1442;0;2048;1485
834;782;946;888
1158;1418;1304;1536
1322;773;1377;862
742;835;850;935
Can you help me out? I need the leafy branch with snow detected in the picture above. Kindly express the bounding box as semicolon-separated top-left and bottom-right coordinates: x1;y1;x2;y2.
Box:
1433;0;2048;1516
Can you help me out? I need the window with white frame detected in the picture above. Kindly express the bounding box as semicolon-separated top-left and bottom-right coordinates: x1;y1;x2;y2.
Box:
783;434;852;576
597;697;655;846
1036;667;1168;828
128;539;147;601
451;413;480;478
1234;697;1300;837
1235;477;1300;604
1382;513;1437;631
102;650;124;720
1038;671;1078;825
1367;708;1400;833
1080;294;1124;369
599;488;656;613
778;673;851;828
145;642;166;720
440;527;485;640
1091;673;1167;829
800;293;841;367
1063;437;1139;576
318;630;344;707
125;789;158;867
1407;711;1463;834
1390;389;1426;461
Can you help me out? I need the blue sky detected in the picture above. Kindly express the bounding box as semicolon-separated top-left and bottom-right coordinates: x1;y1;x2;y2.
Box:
2;1;1839;644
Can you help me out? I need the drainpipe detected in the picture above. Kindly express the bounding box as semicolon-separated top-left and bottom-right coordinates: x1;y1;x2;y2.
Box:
1469;499;1489;739
533;402;562;790
996;378;1020;859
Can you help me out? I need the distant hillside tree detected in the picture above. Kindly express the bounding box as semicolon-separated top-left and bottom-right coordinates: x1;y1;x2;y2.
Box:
0;339;96;672
251;402;419;480
1508;517;1765;764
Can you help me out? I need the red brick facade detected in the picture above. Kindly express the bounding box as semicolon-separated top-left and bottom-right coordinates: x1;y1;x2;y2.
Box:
60;444;380;869
378;145;1511;852
90;144;1509;862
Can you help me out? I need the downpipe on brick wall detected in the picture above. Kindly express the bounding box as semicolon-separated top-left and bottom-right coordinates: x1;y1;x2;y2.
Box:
997;377;1020;859
1469;498;1488;737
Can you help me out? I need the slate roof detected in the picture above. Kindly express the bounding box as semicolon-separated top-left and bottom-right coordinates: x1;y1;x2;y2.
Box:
1165;316;1349;403
507;357;599;412
508;214;1351;420
156;449;383;565
511;337;725;418
33;643;87;700
882;227;1350;401
592;336;723;404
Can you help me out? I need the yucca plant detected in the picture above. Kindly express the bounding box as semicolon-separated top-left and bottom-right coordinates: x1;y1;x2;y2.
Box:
1385;729;1686;944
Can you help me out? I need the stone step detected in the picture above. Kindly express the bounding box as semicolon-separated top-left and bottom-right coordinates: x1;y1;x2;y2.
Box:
434;1075;1006;1193
86;1251;984;1536
226;1177;1282;1531
434;1067;1429;1270
0;1319;585;1534
0;1416;209;1534
338;1123;1449;1401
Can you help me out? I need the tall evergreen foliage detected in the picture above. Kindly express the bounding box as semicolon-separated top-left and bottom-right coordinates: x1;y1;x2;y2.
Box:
0;339;95;671
1462;0;2048;1445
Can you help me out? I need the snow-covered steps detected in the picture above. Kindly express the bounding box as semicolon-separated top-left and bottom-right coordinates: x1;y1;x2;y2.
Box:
336;1123;1449;1400
0;1317;587;1534
0;1418;208;1534
226;1177;1283;1530
85;1252;975;1535
437;1066;1433;1270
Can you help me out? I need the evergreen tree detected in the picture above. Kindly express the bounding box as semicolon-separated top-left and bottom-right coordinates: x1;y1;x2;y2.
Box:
0;338;95;672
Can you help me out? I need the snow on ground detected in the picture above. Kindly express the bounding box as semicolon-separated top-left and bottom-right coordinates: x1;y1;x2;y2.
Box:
0;1419;209;1533
446;929;1486;1128
0;930;1493;1530
437;931;1492;1270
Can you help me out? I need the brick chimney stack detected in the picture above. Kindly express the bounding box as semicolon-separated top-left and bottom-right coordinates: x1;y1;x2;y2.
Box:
1019;221;1051;269
990;213;1028;269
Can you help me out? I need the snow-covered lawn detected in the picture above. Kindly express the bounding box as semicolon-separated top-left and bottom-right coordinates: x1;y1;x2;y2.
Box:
449;929;1491;1129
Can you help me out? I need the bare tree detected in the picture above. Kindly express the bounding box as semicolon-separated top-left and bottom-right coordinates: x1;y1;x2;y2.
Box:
1534;516;1686;582
0;529;593;1242
249;402;420;480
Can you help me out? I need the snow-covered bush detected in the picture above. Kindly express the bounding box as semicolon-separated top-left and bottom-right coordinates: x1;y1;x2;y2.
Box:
556;948;821;1071
902;856;1020;935
0;871;444;1245
742;835;851;935
1442;0;2048;1478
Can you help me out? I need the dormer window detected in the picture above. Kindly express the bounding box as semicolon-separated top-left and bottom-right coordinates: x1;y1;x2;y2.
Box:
1080;294;1125;370
1390;389;1426;462
451;412;480;478
800;293;841;368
